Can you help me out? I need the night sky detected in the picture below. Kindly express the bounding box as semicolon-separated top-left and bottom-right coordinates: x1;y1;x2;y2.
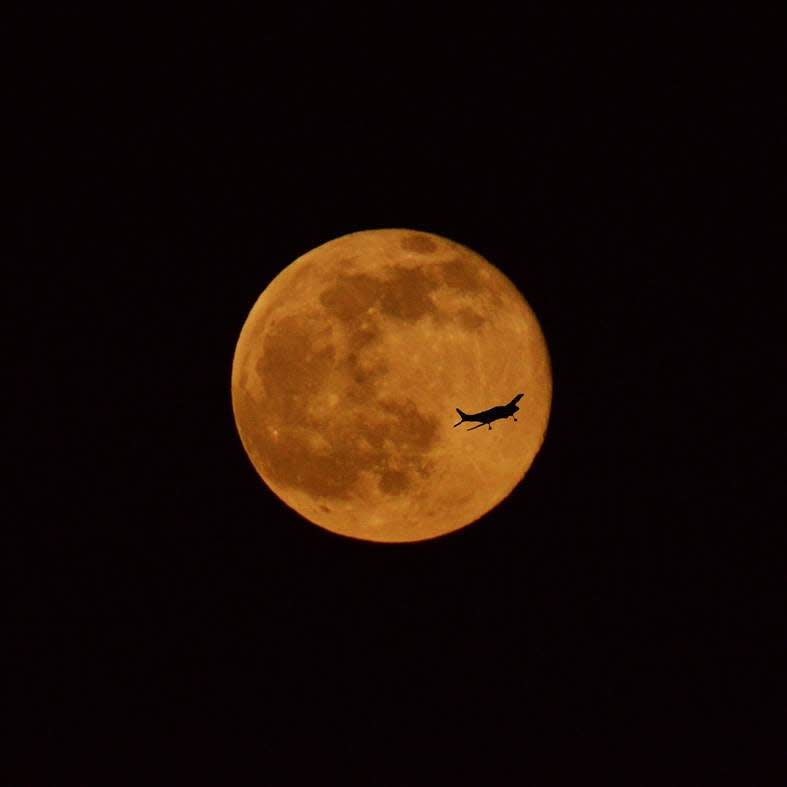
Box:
11;9;782;784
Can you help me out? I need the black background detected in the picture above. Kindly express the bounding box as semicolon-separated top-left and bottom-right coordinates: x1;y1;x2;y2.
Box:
10;8;783;784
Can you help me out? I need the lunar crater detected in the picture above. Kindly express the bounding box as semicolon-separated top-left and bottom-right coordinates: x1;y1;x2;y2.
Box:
400;232;439;254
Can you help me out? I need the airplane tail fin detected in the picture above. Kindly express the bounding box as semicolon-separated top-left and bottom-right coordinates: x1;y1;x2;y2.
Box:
453;408;468;427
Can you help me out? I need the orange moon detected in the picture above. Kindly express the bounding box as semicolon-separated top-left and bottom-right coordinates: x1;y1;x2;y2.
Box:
231;229;552;543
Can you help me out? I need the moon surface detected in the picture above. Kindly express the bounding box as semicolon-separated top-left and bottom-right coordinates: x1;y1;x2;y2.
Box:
231;229;552;543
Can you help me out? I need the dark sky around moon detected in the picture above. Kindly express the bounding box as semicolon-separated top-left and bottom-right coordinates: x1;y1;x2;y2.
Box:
10;8;782;782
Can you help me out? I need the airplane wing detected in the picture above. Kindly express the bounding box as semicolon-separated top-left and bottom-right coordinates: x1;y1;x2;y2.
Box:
466;422;487;431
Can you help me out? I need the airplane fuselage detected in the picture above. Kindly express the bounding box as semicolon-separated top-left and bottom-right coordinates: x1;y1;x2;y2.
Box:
464;404;515;424
454;393;524;431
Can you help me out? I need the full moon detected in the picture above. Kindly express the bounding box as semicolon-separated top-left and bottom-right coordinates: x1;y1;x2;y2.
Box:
231;229;552;543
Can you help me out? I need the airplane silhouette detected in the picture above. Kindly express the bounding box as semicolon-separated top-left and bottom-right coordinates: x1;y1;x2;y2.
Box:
453;393;525;431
